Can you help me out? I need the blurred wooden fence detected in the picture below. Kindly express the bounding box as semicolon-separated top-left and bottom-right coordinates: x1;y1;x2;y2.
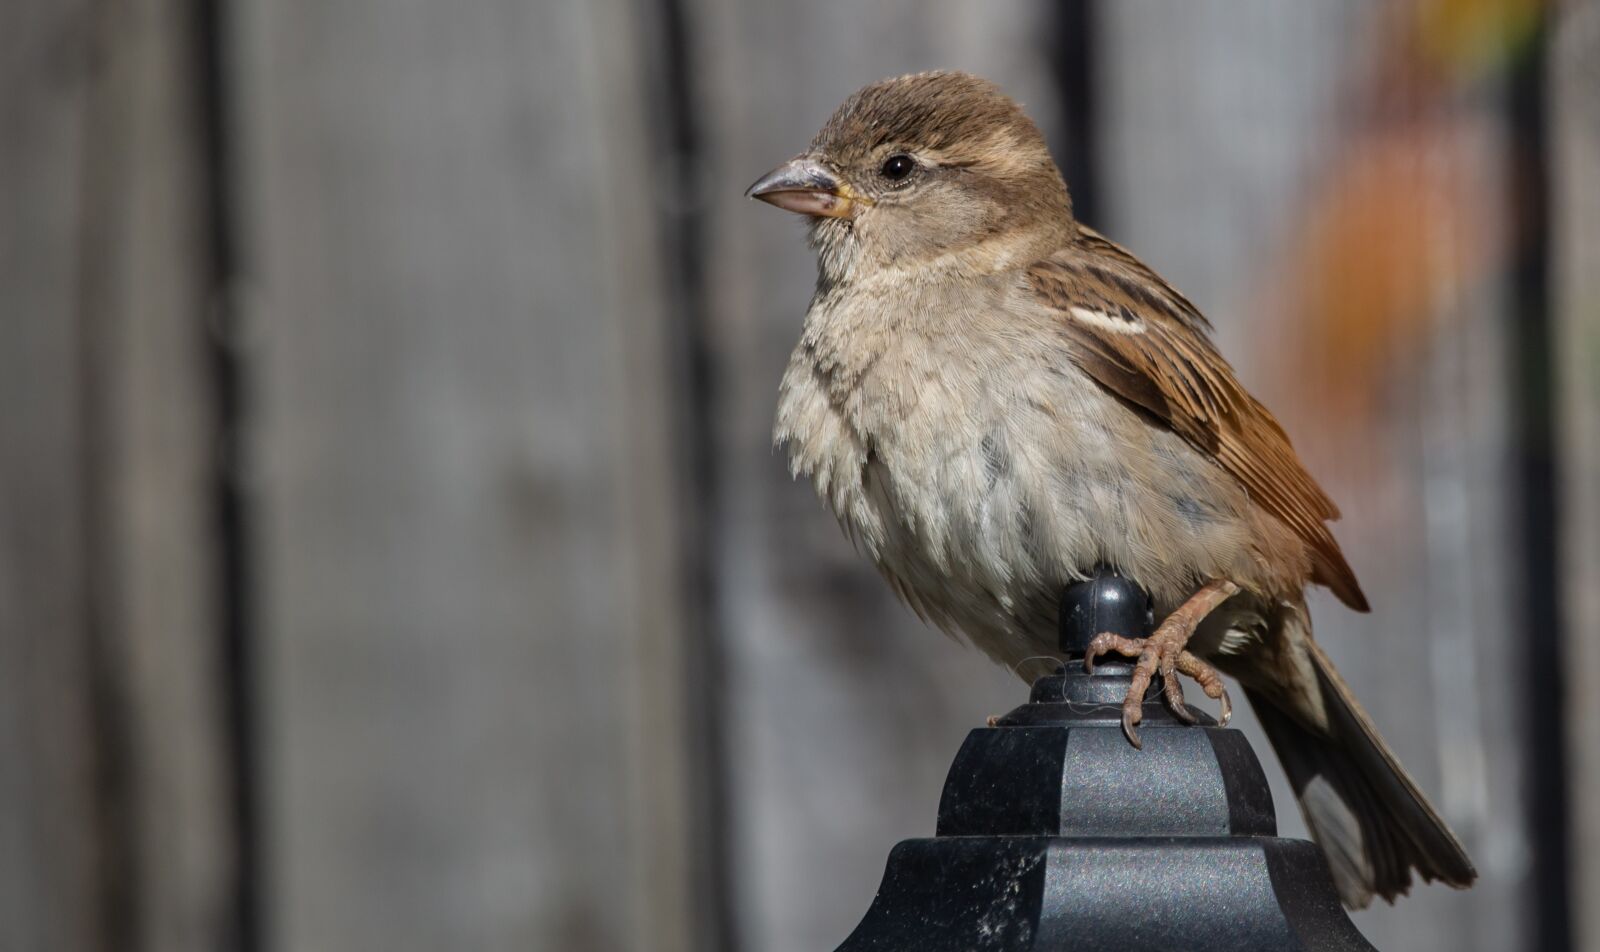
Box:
2;2;1597;951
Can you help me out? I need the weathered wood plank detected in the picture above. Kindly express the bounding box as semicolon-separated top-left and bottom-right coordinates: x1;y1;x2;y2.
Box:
85;1;235;949
91;1;237;948
1552;3;1600;950
237;2;695;949
0;4;104;948
1;1;231;950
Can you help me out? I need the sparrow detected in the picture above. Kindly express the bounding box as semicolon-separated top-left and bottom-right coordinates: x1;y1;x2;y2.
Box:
747;70;1475;909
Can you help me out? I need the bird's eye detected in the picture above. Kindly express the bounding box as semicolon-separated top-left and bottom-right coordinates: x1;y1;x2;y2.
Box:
879;154;916;181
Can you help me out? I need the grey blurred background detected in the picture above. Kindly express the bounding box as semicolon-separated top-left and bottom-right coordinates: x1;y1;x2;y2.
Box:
4;1;1599;951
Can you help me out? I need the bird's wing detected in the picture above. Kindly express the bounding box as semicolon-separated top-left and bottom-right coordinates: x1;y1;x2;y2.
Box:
1026;225;1369;611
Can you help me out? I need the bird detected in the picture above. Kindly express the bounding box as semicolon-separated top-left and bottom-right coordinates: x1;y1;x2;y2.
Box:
746;70;1475;910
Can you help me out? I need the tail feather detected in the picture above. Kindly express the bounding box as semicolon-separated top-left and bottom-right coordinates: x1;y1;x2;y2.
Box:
1246;639;1477;909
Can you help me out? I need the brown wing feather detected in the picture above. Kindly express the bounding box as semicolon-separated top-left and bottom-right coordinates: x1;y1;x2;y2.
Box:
1028;225;1369;611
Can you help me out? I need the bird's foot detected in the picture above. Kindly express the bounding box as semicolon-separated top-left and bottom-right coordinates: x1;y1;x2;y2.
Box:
1083;579;1239;748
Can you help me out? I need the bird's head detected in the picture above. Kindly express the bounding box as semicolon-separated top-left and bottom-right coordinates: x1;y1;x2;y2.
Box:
747;71;1074;281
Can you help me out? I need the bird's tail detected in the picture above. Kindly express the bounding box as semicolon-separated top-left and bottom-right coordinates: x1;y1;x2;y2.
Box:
1244;627;1477;909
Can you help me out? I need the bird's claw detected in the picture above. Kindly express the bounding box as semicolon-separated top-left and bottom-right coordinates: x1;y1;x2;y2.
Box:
1083;630;1232;749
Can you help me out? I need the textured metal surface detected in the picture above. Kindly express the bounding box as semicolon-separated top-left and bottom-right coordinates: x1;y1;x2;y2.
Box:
837;572;1375;951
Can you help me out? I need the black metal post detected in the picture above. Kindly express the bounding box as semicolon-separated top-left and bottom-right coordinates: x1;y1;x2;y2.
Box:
833;568;1378;951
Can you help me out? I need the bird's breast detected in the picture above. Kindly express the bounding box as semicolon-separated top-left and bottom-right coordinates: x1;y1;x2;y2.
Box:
774;277;1284;664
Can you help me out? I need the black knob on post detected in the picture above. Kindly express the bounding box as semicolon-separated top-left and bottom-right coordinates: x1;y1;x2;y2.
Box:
1057;569;1151;657
832;567;1380;952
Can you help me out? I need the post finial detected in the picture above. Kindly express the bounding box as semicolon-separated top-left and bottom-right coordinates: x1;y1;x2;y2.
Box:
1057;569;1152;658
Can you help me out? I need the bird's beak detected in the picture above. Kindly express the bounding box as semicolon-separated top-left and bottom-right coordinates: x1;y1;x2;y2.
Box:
745;158;864;219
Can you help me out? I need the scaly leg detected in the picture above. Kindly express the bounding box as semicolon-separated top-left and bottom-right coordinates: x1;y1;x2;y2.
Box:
1084;579;1239;748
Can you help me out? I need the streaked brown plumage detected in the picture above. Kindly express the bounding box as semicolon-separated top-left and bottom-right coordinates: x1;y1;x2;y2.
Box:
1029;232;1369;611
748;70;1474;909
